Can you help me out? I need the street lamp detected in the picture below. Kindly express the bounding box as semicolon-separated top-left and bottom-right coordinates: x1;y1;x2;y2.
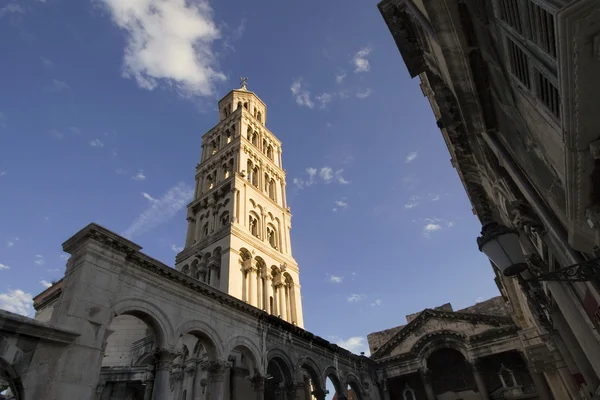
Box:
477;221;600;282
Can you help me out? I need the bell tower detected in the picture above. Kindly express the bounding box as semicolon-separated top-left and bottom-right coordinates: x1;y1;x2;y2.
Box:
175;80;304;328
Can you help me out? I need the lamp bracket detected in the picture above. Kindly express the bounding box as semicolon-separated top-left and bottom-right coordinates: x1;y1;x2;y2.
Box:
524;256;600;282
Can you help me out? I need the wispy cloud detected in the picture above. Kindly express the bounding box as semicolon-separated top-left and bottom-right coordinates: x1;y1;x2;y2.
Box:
6;237;17;248
43;79;70;93
142;192;156;202
405;151;418;163
356;88;372;99
0;4;25;19
335;71;346;84
132;170;146;181
290;78;314;108
353;47;372;73
0;171;6;177
371;299;382;307
89;139;104;147
59;254;69;260
327;274;343;283
100;0;225;97
40;280;53;288
0;289;33;316
431;194;441;201
347;293;366;303
422;217;454;236
404;195;420;209
315;92;335;108
0;263;9;271
116;168;128;175
171;244;183;253
40;56;54;70
122;182;194;238
329;335;369;355
34;255;45;266
294;166;350;189
332;200;349;212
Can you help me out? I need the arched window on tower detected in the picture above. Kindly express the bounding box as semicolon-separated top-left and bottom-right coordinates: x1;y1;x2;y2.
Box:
267;226;277;249
264;173;269;192
251;133;258;147
266;145;273;160
244;102;248;109
211;140;218;155
249;215;259;238
257;111;262;123
202;222;209;238
223;164;230;179
226;129;232;144
237;101;242;109
247;161;253;182
268;179;276;201
206;173;215;190
220;211;230;228
247;127;253;142
252;166;259;187
262;139;267;153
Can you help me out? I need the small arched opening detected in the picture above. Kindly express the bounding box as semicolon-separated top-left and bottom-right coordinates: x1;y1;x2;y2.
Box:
265;357;294;400
427;347;476;395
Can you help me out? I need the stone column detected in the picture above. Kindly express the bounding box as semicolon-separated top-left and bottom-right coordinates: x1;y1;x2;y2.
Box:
196;362;209;400
256;269;262;309
223;361;232;400
285;285;292;323
248;267;255;307
530;371;553;400
278;285;286;319
94;381;106;400
143;381;154;400
170;365;184;400
471;360;490;400
249;373;266;400
420;369;437;400
152;351;172;400
185;362;196;399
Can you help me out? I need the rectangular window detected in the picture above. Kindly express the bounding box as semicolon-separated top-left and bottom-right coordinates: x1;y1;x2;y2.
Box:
498;0;523;34
534;68;560;119
526;1;557;58
507;38;531;89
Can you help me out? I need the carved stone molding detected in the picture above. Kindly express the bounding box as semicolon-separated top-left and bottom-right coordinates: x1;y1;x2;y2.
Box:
508;200;545;233
247;373;267;391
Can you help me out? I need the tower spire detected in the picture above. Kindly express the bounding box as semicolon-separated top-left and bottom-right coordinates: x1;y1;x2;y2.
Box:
239;77;248;90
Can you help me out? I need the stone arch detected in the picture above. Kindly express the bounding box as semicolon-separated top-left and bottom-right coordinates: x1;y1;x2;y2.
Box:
174;320;224;360
239;247;252;261
266;348;295;379
295;356;323;389
225;335;262;373
345;372;365;400
0;341;24;400
112;297;175;349
412;330;469;365
322;365;343;394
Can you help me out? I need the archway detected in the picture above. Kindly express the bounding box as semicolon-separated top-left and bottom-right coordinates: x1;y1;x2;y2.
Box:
0;356;23;400
265;357;294;400
297;358;324;400
324;369;342;400
229;344;259;399
426;347;476;395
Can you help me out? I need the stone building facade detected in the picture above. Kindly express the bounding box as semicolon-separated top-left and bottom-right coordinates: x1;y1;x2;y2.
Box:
368;297;556;400
377;0;600;398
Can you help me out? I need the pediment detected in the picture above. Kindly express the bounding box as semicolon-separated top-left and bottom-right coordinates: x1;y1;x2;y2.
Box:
371;309;514;360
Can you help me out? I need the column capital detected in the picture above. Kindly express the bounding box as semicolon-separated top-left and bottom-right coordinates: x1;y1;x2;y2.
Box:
185;362;197;375
419;368;433;384
200;359;232;375
469;358;484;372
247;373;268;391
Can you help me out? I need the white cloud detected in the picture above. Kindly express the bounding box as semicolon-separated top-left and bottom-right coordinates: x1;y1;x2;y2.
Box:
335;336;369;355
142;192;156;202
290;79;314;108
328;274;343;283
332;200;349;212
424;223;441;232
0;289;33;316
335;71;346;84
475;297;484;303
123;182;194;238
0;171;6;177
59;254;70;260
101;0;225;97
347;293;366;303
132;170;146;181
0;4;25;19
0;263;9;270
40;56;54;69
404;195;420;209
171;244;183;253
356;88;372;99
90;139;104;147
448;221;455;228
320;167;334;182
335;170;350;184
116;168;128;175
405;151;418;163
371;299;382;307
6;240;15;248
292;178;305;189
423;217;454;235
34;255;45;266
353;47;372;73
315;92;335;108
40;280;53;288
431;194;441;201
44;79;70;92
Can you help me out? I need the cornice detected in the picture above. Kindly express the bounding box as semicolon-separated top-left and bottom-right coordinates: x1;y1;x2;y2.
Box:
0;309;79;344
371;308;513;360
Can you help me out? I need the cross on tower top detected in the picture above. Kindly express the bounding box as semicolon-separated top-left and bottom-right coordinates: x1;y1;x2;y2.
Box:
240;77;248;90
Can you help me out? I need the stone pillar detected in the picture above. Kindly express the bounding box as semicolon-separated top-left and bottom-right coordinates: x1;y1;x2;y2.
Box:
143;381;154;400
278;285;286;319
248;267;255;307
152;351;172;400
94;381;106;400
186;217;196;246
195;362;208;400
184;362;196;399
530;371;553;400
471;360;490;400
257;269;262;309
223;361;232;400
249;373;266;400
420;369;437;400
170;365;184;400
285;285;292;323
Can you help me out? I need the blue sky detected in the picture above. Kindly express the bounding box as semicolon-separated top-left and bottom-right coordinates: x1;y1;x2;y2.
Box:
0;0;499;363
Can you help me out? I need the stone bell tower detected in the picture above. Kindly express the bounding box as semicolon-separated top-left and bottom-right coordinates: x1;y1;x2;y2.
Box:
175;79;304;328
